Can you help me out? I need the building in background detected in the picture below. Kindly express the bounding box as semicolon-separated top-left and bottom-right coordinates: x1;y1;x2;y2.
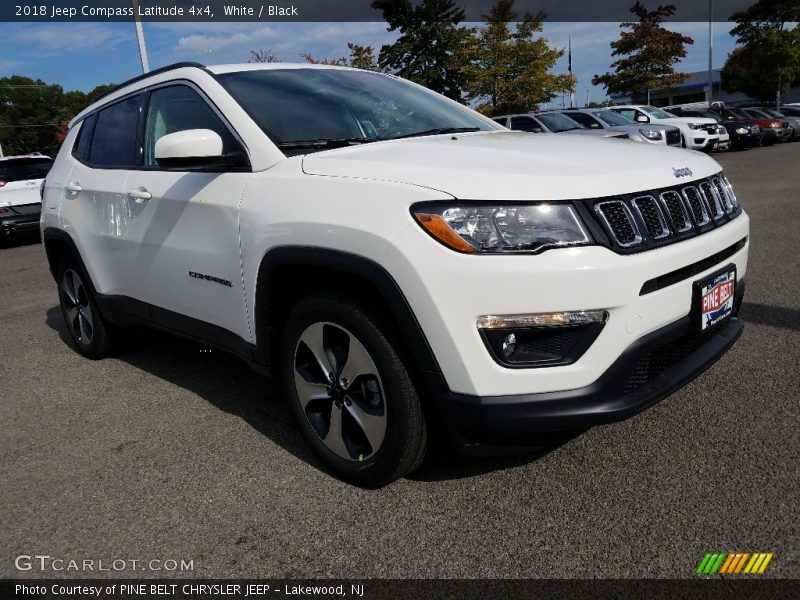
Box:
610;69;800;106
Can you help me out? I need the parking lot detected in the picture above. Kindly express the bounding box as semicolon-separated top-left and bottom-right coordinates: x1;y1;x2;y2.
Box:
1;142;798;579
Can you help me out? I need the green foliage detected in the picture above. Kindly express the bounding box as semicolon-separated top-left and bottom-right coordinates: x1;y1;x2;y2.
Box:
371;0;471;100
347;43;379;71
459;0;574;115
0;77;116;155
722;0;800;104
592;2;694;97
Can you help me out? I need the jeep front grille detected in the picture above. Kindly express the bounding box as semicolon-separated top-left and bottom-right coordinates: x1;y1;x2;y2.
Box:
585;172;742;253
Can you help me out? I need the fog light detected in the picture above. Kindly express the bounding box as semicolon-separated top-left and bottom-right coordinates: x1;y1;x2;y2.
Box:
501;333;517;358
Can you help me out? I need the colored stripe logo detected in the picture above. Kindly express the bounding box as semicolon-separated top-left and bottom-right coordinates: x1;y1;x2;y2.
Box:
696;552;774;574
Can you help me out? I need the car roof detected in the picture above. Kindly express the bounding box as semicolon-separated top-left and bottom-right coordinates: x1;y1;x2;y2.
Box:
0;153;51;162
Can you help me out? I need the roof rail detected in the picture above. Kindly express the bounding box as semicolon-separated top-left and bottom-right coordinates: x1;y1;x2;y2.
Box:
90;62;207;105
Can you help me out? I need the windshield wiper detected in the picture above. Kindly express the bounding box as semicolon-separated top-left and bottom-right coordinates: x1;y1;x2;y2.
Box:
276;138;375;150
386;127;481;140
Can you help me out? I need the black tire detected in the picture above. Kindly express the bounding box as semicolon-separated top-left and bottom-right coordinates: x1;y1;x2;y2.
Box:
57;256;114;359
280;292;427;487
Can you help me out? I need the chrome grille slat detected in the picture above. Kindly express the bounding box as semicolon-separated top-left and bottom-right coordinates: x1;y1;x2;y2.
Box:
681;186;710;226
698;181;724;221
594;201;642;247
632;196;670;240
659;191;693;233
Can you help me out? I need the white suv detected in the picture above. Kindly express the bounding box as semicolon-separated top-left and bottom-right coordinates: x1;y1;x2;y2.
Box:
42;63;749;486
607;105;728;151
0;153;52;243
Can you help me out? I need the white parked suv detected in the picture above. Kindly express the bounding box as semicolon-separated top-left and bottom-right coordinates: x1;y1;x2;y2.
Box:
0;153;52;243
42;63;749;486
607;105;728;151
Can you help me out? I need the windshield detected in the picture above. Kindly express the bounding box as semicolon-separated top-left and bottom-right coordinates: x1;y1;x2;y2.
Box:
695;110;722;122
642;106;675;119
0;157;53;183
536;112;584;132
743;108;771;119
729;109;752;120
592;110;632;126
217;68;493;152
761;108;784;118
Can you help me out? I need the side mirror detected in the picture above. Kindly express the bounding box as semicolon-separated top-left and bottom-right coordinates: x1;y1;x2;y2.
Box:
155;129;246;170
636;115;650;123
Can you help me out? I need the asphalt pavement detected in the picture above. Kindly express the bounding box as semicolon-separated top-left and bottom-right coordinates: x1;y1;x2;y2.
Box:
1;142;798;579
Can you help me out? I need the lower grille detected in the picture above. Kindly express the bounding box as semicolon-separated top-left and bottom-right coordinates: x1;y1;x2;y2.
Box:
623;320;734;395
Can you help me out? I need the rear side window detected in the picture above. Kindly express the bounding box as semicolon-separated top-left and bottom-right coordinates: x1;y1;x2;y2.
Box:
509;116;541;132
143;85;238;167
72;113;97;160
0;157;54;182
89;95;143;167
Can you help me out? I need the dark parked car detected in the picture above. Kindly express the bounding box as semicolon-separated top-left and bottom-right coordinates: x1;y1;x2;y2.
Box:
667;107;762;150
712;107;791;146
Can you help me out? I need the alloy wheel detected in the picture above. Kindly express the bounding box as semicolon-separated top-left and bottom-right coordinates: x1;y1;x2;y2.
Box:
293;322;387;462
61;268;94;345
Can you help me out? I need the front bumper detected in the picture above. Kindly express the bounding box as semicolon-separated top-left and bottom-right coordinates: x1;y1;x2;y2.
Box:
443;294;743;455
731;131;763;148
0;204;41;237
687;135;718;151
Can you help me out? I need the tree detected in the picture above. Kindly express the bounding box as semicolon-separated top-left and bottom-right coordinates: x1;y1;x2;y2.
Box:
0;77;116;155
249;49;281;63
592;2;694;100
347;43;379;70
300;52;347;65
721;0;800;106
460;0;575;115
371;0;471;99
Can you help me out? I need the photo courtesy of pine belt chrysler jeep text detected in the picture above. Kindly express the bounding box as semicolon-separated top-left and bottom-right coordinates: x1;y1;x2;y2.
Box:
41;63;749;486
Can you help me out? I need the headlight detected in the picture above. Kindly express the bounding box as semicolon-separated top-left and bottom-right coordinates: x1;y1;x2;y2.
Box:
639;129;662;140
411;203;592;254
771;122;780;128
688;123;703;130
735;127;749;134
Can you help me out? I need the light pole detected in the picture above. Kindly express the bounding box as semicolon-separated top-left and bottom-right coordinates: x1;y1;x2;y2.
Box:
707;0;714;105
131;0;150;73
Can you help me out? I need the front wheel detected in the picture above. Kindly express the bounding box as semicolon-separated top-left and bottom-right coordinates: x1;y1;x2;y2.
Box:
280;293;427;487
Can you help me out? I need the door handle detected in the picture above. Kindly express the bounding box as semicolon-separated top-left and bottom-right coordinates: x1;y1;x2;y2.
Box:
127;188;152;203
65;182;82;194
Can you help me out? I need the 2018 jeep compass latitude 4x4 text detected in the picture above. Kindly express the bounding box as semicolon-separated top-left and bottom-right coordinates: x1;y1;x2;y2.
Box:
41;63;749;486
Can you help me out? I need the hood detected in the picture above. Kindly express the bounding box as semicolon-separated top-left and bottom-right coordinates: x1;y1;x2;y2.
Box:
563;129;626;138
657;116;718;126
301;131;721;201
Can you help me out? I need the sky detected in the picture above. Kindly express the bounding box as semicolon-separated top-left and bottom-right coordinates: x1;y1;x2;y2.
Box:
0;20;738;104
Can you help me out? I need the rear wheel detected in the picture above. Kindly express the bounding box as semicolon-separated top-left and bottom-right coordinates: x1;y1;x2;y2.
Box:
281;292;427;487
57;257;114;359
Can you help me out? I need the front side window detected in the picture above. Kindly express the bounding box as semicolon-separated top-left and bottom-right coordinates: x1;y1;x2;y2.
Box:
217;68;493;152
143;85;238;167
535;113;583;133
615;108;639;121
592;110;632;126
565;112;602;129
89;95;143;167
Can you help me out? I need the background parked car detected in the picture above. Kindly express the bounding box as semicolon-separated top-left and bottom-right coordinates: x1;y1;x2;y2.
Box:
779;105;800;117
748;107;800;141
711;106;790;146
606;104;722;151
557;108;682;146
0;153;52;244
738;108;793;143
493;112;629;139
666;106;763;150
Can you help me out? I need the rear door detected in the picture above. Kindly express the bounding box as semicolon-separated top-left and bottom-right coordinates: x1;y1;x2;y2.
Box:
122;83;251;341
60;95;144;296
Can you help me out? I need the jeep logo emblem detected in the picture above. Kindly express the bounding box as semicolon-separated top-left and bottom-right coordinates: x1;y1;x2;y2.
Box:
672;167;693;178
